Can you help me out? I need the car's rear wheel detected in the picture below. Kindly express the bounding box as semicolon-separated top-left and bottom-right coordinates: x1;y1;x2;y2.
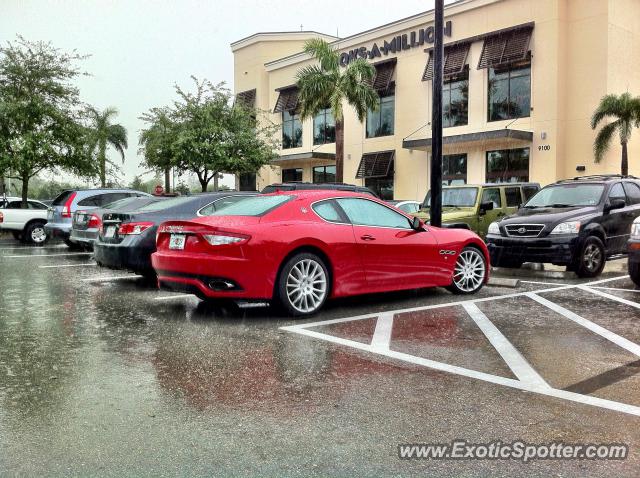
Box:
628;261;640;287
277;253;329;316
447;247;487;295
575;236;605;278
24;222;48;245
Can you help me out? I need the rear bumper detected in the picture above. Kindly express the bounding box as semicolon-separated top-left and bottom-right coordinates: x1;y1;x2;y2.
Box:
152;251;271;299
44;222;72;239
486;234;580;265
94;241;155;274
69;229;98;245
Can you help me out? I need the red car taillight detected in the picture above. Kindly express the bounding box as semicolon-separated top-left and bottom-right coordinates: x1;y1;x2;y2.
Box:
118;221;154;235
201;233;249;246
62;192;77;218
0;212;3;223
87;214;102;229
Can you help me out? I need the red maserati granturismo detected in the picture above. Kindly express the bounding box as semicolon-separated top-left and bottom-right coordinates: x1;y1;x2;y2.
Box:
151;191;490;316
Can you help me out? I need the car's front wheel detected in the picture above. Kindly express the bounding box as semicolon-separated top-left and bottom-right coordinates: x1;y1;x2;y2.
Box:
629;261;640;287
277;252;329;316
447;247;487;295
24;222;48;245
575;236;605;278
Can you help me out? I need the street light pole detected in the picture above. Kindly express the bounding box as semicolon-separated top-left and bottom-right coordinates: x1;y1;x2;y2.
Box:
429;0;444;227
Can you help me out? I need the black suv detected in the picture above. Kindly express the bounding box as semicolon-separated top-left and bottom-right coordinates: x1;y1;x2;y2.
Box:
262;182;379;198
486;175;640;278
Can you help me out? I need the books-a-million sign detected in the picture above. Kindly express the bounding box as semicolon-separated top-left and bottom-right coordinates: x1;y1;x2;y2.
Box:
339;21;453;66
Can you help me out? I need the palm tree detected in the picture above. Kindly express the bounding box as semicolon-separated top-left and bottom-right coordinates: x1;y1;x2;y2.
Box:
88;106;128;187
591;93;640;176
296;39;379;183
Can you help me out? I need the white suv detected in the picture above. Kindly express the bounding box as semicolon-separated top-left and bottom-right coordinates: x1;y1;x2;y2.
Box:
0;196;50;244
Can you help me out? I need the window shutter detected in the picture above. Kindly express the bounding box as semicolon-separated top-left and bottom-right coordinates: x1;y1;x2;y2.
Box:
370;59;397;93
235;89;256;108
478;26;532;69
273;87;299;113
355;151;395;179
422;43;470;81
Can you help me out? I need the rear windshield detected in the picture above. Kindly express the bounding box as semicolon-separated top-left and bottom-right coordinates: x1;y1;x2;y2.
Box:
52;190;75;206
211;195;291;216
524;184;605;208
136;196;196;211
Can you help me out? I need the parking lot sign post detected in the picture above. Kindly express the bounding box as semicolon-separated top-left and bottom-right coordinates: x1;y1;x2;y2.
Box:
430;0;444;227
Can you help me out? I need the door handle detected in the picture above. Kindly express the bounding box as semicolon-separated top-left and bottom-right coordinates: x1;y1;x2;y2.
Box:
360;234;376;241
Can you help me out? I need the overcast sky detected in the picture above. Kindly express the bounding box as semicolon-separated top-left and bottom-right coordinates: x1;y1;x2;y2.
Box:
2;0;441;186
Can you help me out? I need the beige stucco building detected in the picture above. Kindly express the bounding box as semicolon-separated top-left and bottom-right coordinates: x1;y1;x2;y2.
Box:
231;0;640;200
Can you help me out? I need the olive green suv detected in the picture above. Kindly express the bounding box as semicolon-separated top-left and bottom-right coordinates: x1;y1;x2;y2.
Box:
415;183;540;238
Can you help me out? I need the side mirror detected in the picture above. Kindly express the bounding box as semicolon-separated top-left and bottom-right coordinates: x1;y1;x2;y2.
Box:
411;216;423;231
605;198;626;213
479;201;494;215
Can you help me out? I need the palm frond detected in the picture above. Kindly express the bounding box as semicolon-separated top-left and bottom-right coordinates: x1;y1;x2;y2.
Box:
303;38;339;72
593;120;618;163
296;65;338;120
107;123;128;162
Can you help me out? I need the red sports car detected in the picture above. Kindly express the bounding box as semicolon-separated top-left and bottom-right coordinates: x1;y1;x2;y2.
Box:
151;191;490;316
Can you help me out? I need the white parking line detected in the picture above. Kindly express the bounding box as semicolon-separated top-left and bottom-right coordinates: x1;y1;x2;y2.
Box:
589;286;640;293
81;275;142;283
153;294;194;301
526;292;640;358
0;245;67;251
370;313;394;351
578;286;640;309
1;252;93;258
462;303;549;388
39;263;97;269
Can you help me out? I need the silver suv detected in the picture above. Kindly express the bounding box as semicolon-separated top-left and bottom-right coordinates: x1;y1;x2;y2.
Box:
45;189;150;248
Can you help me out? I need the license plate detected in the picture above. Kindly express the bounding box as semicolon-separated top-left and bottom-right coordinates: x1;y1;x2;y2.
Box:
169;234;186;250
104;226;116;238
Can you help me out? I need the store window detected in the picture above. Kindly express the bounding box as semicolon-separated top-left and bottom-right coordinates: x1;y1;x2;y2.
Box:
442;154;467;185
313;165;336;183
282;168;303;183
366;92;395;138
486;148;530;183
488;59;531;121
313;108;336;145
282;110;302;149
239;172;256;191
443;68;469;127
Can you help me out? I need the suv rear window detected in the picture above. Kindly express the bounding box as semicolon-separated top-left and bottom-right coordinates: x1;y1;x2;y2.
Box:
52;190;75;206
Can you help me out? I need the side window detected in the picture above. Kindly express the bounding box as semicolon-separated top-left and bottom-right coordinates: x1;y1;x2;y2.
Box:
6;201;23;209
623;183;640;205
608;183;626;203
28;201;47;210
505;187;521;207
99;193;129;206
481;188;502;209
312;200;343;223
522;186;539;201
336;198;410;229
199;203;216;216
77;196;100;207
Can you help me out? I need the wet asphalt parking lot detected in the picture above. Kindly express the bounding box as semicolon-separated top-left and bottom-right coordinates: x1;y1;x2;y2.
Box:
1;234;640;477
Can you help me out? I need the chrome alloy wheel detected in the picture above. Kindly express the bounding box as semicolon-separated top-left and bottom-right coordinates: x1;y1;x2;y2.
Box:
453;249;486;293
31;226;47;244
285;258;328;314
583;243;602;273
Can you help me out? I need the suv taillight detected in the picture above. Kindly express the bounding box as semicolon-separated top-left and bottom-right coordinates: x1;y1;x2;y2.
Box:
0;212;3;223
62;192;77;218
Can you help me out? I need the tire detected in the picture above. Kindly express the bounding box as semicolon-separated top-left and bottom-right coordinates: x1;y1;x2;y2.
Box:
24;222;48;246
574;236;606;278
447;246;487;295
629;261;640;288
276;252;330;317
11;231;23;242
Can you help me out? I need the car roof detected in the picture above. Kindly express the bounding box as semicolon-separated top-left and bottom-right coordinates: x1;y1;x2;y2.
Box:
439;182;540;188
264;190;373;200
554;175;640;184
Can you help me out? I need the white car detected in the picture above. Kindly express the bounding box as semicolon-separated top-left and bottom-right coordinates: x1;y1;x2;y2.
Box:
0;196;50;245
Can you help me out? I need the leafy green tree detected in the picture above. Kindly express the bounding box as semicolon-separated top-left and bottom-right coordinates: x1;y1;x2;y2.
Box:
296;39;379;182
0;37;95;205
139;108;175;193
88;106;128;187
170;78;278;192
591;92;640;176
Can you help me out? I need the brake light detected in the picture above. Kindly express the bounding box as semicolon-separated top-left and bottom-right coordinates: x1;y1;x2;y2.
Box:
202;233;249;246
62;192;77;218
87;214;102;229
0;212;3;223
118;221;154;235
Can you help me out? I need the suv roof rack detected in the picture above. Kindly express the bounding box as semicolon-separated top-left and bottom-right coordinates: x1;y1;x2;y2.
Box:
563;174;640;182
